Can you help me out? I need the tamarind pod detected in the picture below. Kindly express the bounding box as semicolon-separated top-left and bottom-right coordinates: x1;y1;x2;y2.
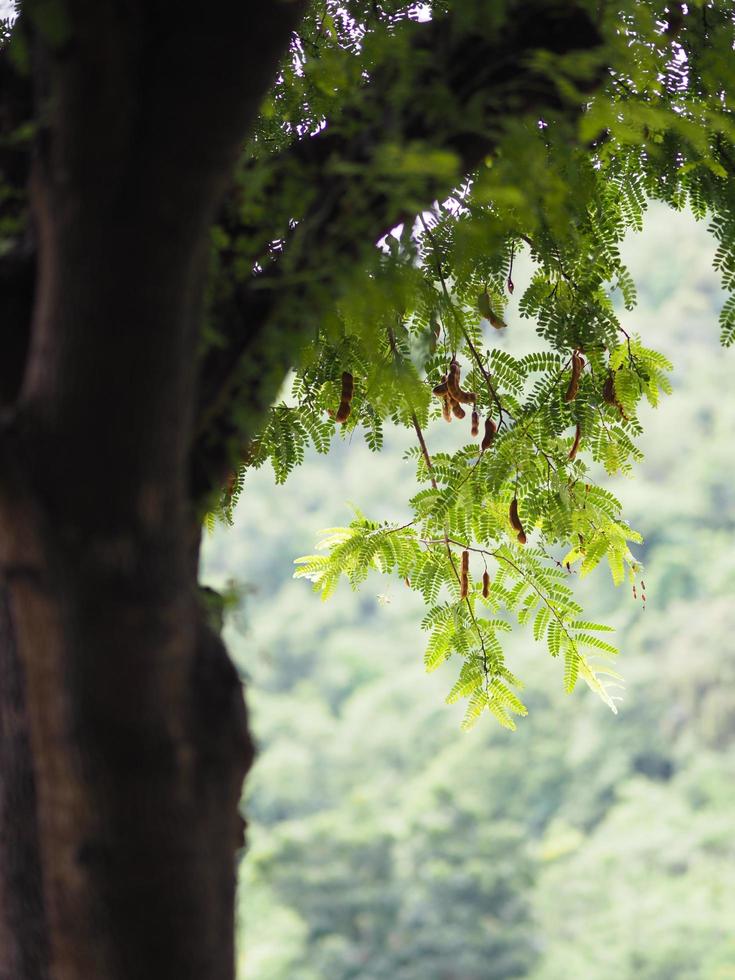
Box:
568;422;582;461
602;372;616;406
446;360;475;402
432;380;449;395
564;351;584;403
334;400;351;423
460;549;469;599
564;377;579;404
482;570;490;598
471;410;479;437
509;497;526;544
446;359;463;399
602;370;628;419
334;371;354;423
450;398;466;420
481;417;497;451
446;359;477;405
478;291;507;329
441;394;453;423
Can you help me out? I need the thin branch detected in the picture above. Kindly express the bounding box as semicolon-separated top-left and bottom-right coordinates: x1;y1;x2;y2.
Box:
419;212;507;424
389;320;490;673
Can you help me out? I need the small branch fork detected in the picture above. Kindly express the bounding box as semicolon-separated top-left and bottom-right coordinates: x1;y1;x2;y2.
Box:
423;536;577;651
387;322;489;681
418;212;506;426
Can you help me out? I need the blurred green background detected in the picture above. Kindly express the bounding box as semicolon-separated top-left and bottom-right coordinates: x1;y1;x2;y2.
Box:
204;204;735;980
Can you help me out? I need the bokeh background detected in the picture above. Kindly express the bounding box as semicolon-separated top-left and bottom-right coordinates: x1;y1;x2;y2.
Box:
204;204;735;980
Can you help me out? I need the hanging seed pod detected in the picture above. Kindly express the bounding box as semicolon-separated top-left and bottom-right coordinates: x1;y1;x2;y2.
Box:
441;394;452;423
481;417;497;451
460;549;470;599
432;376;449;396
602;371;616;406
602;370;627;419
509;497;526;545
482;570;490;598
446;359;477;405
450;398;466;420
334;371;354;423
568;422;582;461
564;350;585;403
478;291;507;329
471;410;479;437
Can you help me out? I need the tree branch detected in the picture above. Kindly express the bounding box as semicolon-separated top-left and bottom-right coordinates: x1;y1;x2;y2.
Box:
192;1;605;497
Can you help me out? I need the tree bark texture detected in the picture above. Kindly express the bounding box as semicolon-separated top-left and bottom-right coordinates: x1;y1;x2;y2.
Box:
0;2;303;977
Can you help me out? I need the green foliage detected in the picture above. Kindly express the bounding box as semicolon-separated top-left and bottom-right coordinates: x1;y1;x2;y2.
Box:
204;0;735;726
203;206;735;977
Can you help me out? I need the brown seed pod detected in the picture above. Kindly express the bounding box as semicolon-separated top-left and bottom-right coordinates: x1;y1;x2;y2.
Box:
471;410;479;437
460;549;469;599
509;497;526;545
441;394;453;423
602;370;628;418
478;291;507;329
334;371;354;423
450;398;466;420
432;377;449;396
602;371;616;406
568;422;582;461
482;570;490;598
446;359;477;405
481;417;497;451
564;350;585;403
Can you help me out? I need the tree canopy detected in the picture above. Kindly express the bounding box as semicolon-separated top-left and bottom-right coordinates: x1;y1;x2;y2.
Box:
196;1;735;727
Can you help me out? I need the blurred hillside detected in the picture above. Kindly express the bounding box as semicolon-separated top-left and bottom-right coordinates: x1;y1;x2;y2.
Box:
204;203;735;980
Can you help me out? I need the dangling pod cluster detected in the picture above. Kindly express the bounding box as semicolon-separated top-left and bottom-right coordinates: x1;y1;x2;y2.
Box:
432;358;496;449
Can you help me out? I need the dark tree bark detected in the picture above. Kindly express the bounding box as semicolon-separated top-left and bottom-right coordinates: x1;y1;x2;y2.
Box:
0;2;304;977
0;2;602;977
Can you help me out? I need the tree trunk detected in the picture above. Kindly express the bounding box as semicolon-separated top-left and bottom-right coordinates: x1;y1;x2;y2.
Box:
0;2;304;976
0;508;252;980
